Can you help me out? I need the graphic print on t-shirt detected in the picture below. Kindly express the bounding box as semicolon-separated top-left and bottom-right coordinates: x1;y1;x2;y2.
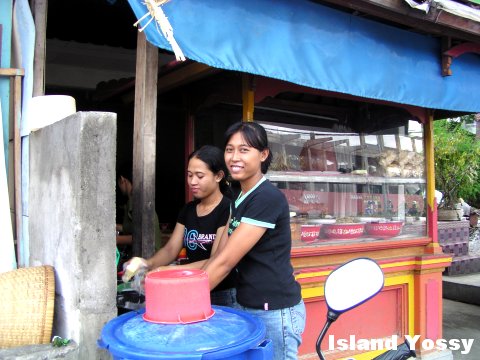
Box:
184;228;215;251
228;217;240;235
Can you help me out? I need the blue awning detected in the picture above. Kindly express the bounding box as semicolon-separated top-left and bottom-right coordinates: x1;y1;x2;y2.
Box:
127;0;480;114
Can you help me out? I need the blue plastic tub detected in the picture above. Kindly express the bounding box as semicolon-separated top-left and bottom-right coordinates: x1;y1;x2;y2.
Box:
98;306;272;359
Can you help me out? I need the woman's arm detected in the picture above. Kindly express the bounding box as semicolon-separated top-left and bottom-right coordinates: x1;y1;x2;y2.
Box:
149;219;230;273
203;222;266;289
145;222;185;269
116;234;132;245
150;259;208;273
210;214;230;256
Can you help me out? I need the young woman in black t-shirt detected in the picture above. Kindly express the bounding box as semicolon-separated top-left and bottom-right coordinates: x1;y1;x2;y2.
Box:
124;145;236;306
202;122;305;360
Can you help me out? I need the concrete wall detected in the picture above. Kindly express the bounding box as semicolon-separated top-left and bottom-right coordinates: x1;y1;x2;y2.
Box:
29;112;117;359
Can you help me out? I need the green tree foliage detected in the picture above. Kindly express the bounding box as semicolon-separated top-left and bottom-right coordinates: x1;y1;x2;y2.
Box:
434;118;480;209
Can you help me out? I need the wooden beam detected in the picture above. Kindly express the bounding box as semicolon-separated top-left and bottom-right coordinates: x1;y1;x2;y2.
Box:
442;37;453;76
0;69;25;76
13;74;22;265
121;62;221;103
185;113;194;202
158;62;220;94
260;98;348;119
0;69;25;265
315;0;480;43
424;111;442;254
31;0;47;96
132;32;158;258
242;74;255;122
444;42;480;57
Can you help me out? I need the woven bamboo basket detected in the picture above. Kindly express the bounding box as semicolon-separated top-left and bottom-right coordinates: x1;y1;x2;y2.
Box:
0;265;55;348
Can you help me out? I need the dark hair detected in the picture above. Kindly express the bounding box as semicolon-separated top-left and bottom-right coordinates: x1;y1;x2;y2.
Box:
117;162;133;183
189;145;231;196
224;122;273;174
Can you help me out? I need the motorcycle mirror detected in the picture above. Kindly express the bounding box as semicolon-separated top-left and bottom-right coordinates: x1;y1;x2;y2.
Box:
325;257;384;314
316;258;384;360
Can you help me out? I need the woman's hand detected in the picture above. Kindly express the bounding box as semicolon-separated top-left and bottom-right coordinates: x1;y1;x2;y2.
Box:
122;257;148;282
148;259;209;275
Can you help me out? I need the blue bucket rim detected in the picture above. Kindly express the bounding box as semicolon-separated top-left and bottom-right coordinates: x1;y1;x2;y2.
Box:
98;305;266;359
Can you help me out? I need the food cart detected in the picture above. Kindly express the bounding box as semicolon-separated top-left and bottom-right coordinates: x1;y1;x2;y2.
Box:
126;0;480;358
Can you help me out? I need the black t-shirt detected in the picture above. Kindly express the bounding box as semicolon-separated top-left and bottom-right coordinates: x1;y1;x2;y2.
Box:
177;196;235;291
229;178;302;309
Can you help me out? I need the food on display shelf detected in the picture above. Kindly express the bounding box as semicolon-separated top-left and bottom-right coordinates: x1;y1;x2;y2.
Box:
335;216;360;224
378;150;424;178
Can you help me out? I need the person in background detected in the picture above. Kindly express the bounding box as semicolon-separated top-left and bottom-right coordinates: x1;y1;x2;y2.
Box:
435;189;443;206
199;122;305;360
460;198;480;228
460;198;471;218
116;164;164;254
124;145;236;306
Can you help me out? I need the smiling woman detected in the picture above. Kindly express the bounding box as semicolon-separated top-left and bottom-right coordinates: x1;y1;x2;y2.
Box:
198;122;306;360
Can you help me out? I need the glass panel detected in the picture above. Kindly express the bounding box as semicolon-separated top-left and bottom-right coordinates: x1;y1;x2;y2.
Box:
262;120;427;247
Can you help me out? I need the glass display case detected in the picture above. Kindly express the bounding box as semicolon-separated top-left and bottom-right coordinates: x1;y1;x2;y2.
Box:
261;120;427;247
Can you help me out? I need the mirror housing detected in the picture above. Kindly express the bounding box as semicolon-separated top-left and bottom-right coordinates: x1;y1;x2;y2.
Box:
325;257;384;314
317;258;385;360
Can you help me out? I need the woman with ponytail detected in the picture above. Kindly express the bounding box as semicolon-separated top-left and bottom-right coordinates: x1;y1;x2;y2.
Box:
124;145;236;306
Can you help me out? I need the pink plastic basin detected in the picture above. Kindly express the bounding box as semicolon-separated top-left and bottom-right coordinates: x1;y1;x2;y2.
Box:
144;269;214;324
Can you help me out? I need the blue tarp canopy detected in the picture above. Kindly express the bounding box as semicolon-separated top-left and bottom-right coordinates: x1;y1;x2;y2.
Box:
127;0;480;114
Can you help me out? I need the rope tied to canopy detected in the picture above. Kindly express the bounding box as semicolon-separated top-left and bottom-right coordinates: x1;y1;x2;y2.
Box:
133;0;186;61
